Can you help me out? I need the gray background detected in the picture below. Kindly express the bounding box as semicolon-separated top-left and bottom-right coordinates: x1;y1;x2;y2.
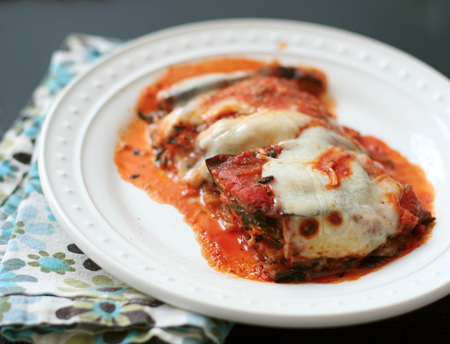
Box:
1;0;449;343
1;0;450;136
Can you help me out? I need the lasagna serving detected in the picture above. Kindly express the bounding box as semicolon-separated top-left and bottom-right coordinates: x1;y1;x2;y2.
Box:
115;58;434;283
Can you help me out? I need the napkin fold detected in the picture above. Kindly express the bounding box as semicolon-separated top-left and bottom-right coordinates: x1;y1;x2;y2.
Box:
0;34;232;344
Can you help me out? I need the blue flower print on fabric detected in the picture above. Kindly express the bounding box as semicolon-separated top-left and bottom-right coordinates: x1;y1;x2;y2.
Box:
1;295;39;325
1;194;22;216
58;275;142;298
24;162;42;195
1;326;35;344
0;221;14;246
27;251;75;275
92;300;122;320
0;259;37;294
0;160;20;183
56;298;155;328
85;46;102;63
8;206;54;252
45;206;56;222
44;60;75;95
24;116;44;139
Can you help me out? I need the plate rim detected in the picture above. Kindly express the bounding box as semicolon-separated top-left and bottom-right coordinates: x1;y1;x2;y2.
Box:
38;18;450;328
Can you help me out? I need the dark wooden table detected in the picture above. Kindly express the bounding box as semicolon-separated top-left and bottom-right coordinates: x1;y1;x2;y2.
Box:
1;1;449;342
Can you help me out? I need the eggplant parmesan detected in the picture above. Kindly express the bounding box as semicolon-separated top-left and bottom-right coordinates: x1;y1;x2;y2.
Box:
115;57;434;283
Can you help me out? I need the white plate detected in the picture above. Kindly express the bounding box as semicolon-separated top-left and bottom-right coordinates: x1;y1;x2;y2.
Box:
39;19;450;328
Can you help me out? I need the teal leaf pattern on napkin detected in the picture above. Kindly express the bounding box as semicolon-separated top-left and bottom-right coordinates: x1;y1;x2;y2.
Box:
0;33;232;344
0;160;19;183
27;251;76;274
0;259;37;294
9;206;55;252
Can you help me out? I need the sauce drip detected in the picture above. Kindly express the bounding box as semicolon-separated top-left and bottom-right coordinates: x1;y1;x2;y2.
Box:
115;119;269;281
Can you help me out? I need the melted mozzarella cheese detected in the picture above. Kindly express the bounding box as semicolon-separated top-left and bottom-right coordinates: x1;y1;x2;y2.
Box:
179;107;313;185
155;96;254;146
153;96;205;146
197;108;312;157
262;126;402;259
200;99;254;123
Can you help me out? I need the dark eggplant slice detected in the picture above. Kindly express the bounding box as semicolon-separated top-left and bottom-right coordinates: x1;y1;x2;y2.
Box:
154;65;326;109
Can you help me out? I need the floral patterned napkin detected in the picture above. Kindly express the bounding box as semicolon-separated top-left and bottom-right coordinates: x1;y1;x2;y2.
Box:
0;34;232;344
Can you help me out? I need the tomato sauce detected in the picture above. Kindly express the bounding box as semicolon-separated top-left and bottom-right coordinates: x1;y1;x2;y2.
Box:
313;146;354;190
137;58;267;115
358;136;434;210
115;118;269;281
115;57;434;283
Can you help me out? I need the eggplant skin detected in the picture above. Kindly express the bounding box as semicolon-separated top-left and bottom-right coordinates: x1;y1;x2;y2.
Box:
206;153;283;243
205;152;279;217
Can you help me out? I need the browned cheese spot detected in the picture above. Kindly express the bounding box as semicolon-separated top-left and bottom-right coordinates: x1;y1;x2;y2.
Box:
299;218;319;238
326;211;343;226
